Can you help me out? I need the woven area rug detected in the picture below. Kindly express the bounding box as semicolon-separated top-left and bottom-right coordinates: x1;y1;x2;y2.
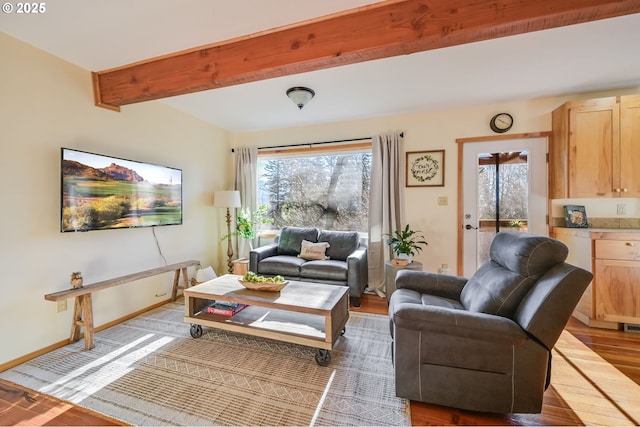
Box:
1;301;410;426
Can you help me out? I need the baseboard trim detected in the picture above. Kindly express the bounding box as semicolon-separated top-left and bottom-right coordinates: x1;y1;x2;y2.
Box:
572;311;621;330
0;298;174;372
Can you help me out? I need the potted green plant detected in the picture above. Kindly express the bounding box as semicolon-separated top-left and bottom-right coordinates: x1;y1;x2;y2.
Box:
224;204;274;249
385;224;428;265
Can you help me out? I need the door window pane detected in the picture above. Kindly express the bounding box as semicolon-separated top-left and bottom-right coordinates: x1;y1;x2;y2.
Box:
476;151;529;265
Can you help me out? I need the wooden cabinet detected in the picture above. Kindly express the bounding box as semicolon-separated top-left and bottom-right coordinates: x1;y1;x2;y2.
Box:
232;257;249;275
619;95;640;196
551;94;640;198
594;239;640;324
553;228;640;329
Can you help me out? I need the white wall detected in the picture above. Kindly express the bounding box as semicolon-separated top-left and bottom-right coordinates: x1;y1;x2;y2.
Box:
232;89;639;276
0;33;232;365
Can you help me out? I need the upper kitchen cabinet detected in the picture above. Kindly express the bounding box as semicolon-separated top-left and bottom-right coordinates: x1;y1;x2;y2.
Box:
620;95;640;196
550;94;640;199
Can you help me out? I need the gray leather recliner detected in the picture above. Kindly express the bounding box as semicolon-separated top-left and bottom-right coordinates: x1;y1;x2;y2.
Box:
388;231;592;413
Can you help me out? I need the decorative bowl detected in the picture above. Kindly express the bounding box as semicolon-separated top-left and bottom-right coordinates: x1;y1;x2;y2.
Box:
238;279;288;292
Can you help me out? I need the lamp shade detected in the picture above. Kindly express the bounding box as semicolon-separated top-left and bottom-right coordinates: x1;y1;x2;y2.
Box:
213;190;241;208
196;266;217;282
286;87;315;110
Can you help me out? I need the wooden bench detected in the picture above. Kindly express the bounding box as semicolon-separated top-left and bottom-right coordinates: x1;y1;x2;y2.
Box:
44;260;200;350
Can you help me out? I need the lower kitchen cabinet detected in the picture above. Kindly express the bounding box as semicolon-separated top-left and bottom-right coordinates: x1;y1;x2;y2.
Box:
593;239;640;323
553;228;640;329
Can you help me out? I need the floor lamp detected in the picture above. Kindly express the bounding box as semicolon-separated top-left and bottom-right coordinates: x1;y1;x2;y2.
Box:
214;190;241;274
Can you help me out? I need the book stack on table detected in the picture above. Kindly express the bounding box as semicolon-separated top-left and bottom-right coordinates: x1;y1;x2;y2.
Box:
206;301;247;316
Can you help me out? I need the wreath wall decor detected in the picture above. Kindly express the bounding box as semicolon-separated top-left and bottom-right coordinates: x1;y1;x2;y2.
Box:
406;150;445;187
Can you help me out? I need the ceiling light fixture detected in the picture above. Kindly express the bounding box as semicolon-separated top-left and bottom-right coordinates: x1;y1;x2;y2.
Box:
286;86;315;110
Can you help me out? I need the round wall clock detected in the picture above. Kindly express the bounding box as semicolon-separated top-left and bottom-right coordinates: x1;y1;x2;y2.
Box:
489;113;514;133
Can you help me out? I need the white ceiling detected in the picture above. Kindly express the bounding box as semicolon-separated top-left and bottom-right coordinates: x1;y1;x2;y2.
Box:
2;1;640;132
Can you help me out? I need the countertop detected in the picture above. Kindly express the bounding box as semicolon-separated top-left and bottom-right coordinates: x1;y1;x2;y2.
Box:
553;227;640;239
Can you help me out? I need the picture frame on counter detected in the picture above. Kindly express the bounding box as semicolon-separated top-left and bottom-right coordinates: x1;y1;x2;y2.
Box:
564;205;589;228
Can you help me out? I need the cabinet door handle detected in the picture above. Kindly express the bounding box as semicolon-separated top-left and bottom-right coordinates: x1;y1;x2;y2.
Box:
615;188;621;193
626;242;635;247
623;188;628;192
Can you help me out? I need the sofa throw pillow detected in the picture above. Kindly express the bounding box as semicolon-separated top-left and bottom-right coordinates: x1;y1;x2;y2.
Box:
298;240;330;260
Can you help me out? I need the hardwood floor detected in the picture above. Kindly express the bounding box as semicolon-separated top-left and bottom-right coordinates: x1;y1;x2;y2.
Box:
0;379;127;426
356;292;640;426
2;292;639;426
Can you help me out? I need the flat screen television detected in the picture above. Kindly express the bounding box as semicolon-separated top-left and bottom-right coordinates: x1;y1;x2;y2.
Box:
61;148;182;232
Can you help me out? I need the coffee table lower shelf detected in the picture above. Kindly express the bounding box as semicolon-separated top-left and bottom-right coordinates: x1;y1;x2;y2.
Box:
185;304;345;366
183;275;350;366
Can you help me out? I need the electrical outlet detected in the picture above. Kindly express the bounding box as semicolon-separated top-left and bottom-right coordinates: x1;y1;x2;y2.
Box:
438;196;448;206
57;299;67;312
617;204;627;215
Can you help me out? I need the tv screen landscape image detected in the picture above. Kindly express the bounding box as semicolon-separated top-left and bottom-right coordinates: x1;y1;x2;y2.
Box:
61;148;182;232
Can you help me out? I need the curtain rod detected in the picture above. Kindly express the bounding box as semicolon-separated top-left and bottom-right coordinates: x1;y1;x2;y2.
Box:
231;133;403;153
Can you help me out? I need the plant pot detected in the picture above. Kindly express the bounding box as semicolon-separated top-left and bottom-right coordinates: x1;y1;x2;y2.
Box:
395;253;413;265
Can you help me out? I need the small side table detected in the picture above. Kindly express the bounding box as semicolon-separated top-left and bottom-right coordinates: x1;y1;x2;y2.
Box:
232;258;249;275
385;260;423;299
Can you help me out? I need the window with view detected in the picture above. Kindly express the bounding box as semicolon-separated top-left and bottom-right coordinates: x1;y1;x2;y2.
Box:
257;148;371;232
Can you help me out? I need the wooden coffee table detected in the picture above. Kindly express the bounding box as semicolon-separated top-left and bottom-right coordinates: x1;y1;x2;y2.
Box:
183;274;349;366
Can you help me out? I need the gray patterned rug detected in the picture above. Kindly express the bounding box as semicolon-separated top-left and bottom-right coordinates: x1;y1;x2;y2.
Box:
1;301;410;426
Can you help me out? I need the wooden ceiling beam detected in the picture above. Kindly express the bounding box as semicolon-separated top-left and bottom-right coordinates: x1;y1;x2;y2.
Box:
92;0;640;111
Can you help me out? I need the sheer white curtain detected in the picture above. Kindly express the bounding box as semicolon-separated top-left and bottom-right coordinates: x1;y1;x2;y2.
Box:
234;147;258;258
368;132;404;296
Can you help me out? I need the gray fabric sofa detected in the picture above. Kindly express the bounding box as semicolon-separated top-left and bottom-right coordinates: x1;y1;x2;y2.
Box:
388;231;592;413
249;226;368;307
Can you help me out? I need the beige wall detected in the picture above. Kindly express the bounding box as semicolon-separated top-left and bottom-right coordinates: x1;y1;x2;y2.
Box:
0;33;232;365
232;89;639;275
2;30;639;366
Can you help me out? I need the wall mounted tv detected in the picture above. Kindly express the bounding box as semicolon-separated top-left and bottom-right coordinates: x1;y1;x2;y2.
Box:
61;148;182;232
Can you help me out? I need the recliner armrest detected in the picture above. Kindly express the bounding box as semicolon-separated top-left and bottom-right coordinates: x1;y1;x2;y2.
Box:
393;303;527;344
395;270;467;301
249;244;278;273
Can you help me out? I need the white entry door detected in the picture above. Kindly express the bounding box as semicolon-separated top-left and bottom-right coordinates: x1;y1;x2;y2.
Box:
462;138;548;277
